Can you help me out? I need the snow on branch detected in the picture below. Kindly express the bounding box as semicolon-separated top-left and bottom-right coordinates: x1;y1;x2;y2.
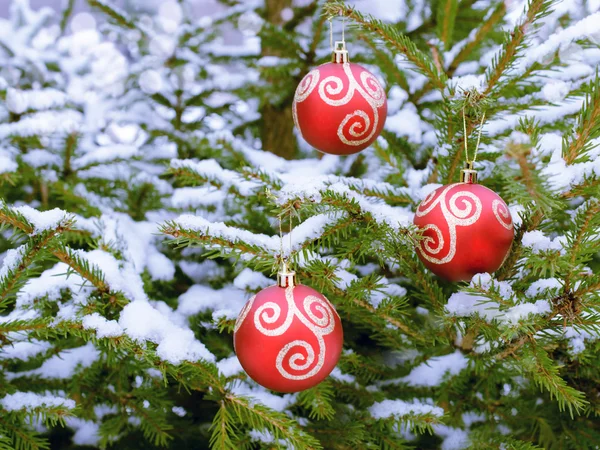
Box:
0;392;76;412
0;110;82;139
278;181;414;230
486;97;585;137
516;11;600;76
73;145;139;170
164;212;347;258
6;88;68;114
369;398;444;419
12;206;72;236
170;158;259;196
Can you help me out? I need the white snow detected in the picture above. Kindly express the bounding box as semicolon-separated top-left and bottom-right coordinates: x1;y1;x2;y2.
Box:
447;289;551;325
119;301;215;364
503;301;551;325
6;88;68;113
0;0;598;444
0;340;52;361
0;245;27;280
21;149;62;168
139;70;163;94
82;313;124;338
434;425;470;450
172;214;279;253
216;355;243;377
171;187;226;209
177;284;247;321
385;104;425;143
0;154;18;173
369;398;444;419
13;206;69;235
170;159;259;196
526;278;562;298
233;268;273;291
0;110;82;140
228;382;297;412
402;351;469;387
446;292;501;322
541;80;570;103
14;262;89;308
517;12;600;75
330;367;356;383
8;343;99;380
522;231;565;254
172;406;187;417
66;418;100;446
1;392;76;412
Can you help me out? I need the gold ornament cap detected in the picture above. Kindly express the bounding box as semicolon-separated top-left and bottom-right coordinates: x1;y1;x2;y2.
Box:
332;41;349;64
460;161;478;184
277;261;297;288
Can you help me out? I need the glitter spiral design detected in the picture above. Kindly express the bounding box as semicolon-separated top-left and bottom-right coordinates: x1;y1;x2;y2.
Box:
293;63;386;147
236;287;338;381
415;184;483;264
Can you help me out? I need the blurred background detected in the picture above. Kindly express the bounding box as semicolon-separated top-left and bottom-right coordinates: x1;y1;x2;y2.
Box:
0;0;225;18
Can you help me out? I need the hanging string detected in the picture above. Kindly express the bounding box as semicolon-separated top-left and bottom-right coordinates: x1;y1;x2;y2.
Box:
463;106;469;163
463;107;487;164
288;209;293;264
278;213;284;265
472;112;486;163
342;16;345;44
329;18;333;51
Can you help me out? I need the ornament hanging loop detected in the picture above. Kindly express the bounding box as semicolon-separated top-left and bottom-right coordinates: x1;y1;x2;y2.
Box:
332;41;349;63
460;161;478;183
277;260;297;288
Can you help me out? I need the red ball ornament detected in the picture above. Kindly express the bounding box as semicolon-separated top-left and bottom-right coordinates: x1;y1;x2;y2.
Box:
293;43;387;155
413;180;514;282
234;271;343;393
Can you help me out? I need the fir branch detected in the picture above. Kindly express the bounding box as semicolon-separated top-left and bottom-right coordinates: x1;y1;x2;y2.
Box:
50;246;110;294
323;2;447;90
226;394;323;450
523;346;588;416
563;178;600;199
87;0;139;30
298;380;336;421
358;34;410;94
0;416;49;450
59;0;76;34
437;0;459;48
505;141;560;212
446;2;506;75
562;73;600;164
0;204;35;235
484;0;552;95
0;233;56;303
564;200;600;292
209;401;238;450
301;267;425;343
496;210;543;281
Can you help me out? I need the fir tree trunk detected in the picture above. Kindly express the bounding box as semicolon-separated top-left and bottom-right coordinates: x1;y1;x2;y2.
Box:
261;0;297;160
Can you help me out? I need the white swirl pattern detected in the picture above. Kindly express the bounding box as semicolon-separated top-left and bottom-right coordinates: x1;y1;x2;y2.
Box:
293;64;385;147
236;287;338;381
234;295;255;333
492;199;513;230
416;184;483;265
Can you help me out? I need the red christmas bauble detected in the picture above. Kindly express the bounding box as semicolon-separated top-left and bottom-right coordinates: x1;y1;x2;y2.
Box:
234;284;343;393
293;62;387;155
413;183;514;282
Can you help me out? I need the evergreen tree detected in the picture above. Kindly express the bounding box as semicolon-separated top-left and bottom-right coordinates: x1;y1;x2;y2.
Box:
0;0;599;449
